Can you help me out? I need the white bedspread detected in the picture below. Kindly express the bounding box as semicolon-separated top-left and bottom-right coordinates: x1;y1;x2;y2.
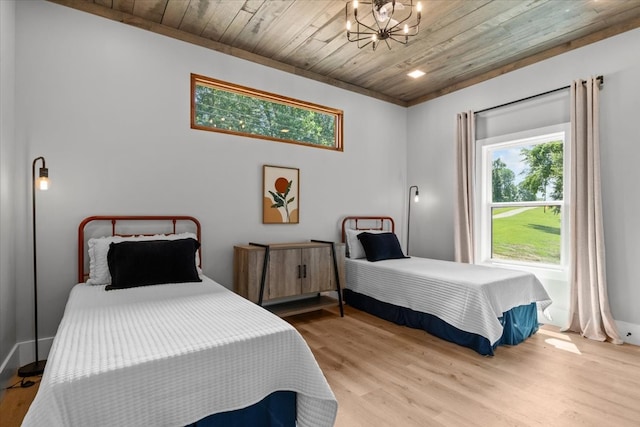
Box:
22;277;337;427
346;257;552;344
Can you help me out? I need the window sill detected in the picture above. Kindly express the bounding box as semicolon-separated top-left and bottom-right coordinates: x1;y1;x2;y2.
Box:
480;259;569;282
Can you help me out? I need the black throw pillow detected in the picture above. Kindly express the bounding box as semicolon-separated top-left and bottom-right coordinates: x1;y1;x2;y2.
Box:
357;232;409;262
106;238;201;290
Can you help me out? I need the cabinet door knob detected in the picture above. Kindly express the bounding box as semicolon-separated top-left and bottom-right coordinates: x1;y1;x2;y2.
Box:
303;264;307;278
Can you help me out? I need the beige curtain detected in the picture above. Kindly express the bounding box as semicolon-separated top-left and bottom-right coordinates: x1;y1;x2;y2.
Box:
566;77;622;344
454;111;475;263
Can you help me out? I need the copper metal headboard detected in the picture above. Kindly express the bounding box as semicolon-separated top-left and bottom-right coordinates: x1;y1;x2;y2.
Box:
77;215;201;283
340;216;395;243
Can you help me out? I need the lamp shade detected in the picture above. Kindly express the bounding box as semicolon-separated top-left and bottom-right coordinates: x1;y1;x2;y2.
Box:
37;167;49;190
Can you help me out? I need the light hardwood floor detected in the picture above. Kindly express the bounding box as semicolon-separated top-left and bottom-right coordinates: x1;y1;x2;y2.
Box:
2;305;639;426
292;306;640;427
0;376;40;426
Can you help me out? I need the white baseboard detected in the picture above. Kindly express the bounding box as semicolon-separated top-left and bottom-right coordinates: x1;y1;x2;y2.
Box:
616;320;640;346
539;308;639;347
0;343;20;401
16;337;54;367
0;336;54;394
539;306;569;329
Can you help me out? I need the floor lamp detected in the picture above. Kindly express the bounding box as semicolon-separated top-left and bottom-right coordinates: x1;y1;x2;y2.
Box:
407;185;419;255
18;156;49;383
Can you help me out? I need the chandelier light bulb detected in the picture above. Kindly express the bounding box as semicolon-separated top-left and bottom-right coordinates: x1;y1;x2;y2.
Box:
345;0;420;50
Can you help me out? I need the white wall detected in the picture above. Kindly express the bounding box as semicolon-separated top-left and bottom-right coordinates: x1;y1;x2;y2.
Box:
13;1;407;342
407;28;640;336
8;1;639;356
1;0;18;378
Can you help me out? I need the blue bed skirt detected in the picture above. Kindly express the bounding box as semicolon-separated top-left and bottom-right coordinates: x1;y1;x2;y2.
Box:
343;288;539;356
187;390;296;427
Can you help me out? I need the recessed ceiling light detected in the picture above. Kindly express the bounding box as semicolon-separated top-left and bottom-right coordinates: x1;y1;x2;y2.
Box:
407;70;425;79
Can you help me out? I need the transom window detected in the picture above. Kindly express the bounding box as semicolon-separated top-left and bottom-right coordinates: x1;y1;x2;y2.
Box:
191;74;343;151
476;124;570;269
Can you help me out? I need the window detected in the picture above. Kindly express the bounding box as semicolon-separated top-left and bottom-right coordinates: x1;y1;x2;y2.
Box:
191;74;343;151
476;124;570;270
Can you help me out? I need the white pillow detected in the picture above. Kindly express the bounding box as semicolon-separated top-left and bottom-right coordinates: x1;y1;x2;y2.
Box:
86;232;200;285
345;228;386;259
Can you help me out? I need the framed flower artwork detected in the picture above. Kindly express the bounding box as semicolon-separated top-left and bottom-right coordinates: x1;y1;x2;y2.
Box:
263;165;299;224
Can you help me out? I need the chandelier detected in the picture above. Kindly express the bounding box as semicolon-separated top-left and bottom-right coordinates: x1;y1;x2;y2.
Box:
345;0;422;51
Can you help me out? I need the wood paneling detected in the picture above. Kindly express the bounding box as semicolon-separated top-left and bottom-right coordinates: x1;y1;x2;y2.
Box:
47;0;640;105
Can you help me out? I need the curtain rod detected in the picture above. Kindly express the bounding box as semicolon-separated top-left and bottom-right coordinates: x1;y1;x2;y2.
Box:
475;75;604;115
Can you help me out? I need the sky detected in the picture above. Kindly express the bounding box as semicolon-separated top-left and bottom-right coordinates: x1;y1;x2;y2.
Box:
492;144;533;185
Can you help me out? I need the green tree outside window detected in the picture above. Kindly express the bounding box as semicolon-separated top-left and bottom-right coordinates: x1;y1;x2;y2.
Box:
192;74;343;151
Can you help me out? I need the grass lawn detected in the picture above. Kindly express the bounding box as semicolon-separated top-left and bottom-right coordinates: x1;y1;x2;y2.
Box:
492;206;561;264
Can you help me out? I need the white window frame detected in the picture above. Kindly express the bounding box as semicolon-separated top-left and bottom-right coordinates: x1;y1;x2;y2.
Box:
474;123;571;280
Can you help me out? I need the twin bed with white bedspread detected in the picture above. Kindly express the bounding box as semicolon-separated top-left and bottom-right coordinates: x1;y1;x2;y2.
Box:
22;216;337;427
342;216;552;355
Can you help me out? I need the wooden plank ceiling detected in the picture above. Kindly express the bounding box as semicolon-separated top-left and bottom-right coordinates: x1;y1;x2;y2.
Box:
49;0;640;106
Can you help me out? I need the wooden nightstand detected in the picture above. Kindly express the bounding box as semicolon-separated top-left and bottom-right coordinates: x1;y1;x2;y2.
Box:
233;240;345;317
